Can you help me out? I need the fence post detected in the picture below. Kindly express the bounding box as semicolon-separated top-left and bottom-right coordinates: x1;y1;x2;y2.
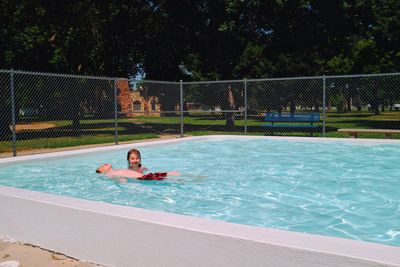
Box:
10;69;17;156
114;79;119;145
322;75;326;137
244;79;248;134
180;80;184;137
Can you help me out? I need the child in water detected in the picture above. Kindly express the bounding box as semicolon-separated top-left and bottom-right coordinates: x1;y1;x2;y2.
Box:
127;148;148;173
96;148;180;182
125;148;205;180
96;163;180;182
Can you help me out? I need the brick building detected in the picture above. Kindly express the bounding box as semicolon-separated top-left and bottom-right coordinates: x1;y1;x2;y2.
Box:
117;80;161;116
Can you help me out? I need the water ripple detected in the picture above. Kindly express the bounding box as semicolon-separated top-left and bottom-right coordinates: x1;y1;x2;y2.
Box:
0;139;399;247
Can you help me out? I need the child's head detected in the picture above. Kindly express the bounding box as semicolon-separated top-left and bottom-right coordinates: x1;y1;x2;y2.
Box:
127;148;142;169
96;163;112;173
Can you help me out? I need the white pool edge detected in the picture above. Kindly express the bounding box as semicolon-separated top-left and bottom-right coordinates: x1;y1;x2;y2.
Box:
2;135;400;165
1;135;400;267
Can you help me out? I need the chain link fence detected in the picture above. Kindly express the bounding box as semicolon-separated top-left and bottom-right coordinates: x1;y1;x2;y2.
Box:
183;80;245;135
0;70;118;158
1;70;399;157
325;74;400;137
118;80;182;136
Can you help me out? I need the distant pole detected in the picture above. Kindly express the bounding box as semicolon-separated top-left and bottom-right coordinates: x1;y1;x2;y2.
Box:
114;79;118;145
10;69;17;156
244;79;248;134
180;80;184;137
322;76;326;137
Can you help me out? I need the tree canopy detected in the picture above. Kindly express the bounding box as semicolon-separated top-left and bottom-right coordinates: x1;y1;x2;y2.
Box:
1;0;399;79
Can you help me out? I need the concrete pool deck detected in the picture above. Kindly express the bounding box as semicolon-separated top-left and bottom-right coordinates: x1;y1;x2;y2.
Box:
1;135;400;267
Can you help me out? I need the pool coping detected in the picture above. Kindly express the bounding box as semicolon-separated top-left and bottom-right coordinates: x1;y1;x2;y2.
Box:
1;135;400;165
1;135;400;266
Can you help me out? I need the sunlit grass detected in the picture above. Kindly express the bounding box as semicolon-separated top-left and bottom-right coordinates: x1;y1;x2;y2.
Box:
0;133;159;153
1;111;399;155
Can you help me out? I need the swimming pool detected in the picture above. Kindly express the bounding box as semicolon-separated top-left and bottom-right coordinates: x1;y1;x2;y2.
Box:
0;136;399;248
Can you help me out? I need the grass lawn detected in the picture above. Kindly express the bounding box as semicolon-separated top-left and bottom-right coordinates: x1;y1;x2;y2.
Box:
0;111;399;155
0;133;159;154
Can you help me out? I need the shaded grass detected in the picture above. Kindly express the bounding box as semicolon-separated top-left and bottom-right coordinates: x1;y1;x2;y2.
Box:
1;111;399;155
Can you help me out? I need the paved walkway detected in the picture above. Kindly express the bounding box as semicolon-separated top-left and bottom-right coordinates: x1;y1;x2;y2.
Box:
0;239;101;267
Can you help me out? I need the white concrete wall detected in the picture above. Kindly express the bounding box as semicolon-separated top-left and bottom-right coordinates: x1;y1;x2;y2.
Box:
1;186;399;267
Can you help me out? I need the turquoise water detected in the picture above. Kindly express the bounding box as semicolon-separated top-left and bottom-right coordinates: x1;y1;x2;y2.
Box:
0;138;399;247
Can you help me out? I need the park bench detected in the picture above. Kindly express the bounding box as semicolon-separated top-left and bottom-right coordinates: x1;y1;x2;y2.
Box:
338;128;400;138
262;113;320;136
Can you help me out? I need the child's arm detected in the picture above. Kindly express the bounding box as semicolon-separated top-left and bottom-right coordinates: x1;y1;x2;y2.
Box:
166;171;180;176
107;169;143;178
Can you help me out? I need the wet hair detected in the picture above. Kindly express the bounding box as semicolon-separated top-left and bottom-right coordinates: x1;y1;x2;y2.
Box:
127;148;142;168
96;169;101;173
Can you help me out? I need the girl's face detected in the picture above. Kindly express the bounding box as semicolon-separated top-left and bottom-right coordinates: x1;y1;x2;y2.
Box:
128;153;141;168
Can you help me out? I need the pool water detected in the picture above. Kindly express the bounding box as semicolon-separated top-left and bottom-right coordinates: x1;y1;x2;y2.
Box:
0;138;399;247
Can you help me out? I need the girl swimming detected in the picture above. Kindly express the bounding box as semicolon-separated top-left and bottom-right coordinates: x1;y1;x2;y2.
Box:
127;148;148;173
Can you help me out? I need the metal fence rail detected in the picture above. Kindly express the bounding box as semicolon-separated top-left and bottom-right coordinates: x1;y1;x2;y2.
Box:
1;69;399;158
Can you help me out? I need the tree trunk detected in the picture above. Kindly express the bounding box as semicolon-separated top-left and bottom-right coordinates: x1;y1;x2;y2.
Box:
290;100;296;113
226;85;235;130
347;97;352;112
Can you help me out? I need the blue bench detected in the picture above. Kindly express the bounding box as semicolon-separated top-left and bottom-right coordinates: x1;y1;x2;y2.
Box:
262;113;320;136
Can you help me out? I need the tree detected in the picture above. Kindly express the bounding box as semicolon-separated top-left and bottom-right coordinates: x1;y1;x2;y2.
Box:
1;1;155;128
2;0;400;124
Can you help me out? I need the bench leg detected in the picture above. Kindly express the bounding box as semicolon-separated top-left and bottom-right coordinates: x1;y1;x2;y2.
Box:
384;133;393;139
349;133;357;138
